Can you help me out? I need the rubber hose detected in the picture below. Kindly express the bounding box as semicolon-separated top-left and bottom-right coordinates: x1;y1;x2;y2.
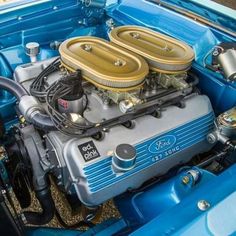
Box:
188;71;199;86
0;76;55;130
0;76;27;101
30;112;56;131
24;187;55;225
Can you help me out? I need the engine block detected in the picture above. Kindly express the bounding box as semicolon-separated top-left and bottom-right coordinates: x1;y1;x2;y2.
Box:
46;94;214;205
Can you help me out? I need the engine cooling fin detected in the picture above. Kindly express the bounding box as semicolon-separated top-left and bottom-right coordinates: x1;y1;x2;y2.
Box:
109;26;195;74
59;37;149;91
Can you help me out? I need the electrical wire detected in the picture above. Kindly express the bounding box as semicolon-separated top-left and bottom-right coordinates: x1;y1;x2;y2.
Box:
30;57;60;100
29;58;95;136
30;59;197;137
45;73;95;136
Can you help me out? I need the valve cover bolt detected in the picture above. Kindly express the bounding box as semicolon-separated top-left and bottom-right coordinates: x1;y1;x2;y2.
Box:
197;200;210;211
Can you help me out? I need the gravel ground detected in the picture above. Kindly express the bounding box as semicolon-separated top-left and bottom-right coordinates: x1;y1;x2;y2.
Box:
9;180;120;230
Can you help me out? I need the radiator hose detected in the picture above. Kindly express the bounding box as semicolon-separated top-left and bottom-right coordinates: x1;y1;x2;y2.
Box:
21;125;55;225
23;187;55;225
0;76;27;99
0;76;55;130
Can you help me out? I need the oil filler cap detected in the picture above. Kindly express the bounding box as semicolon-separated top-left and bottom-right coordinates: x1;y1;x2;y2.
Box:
112;144;136;172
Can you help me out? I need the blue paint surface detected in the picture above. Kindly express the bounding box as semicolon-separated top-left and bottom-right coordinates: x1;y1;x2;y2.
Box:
129;164;236;235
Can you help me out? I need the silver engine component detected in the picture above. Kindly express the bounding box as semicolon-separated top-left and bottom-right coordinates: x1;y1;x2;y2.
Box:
218;48;236;81
25;42;40;63
217;107;236;139
14;59;215;206
207;107;236;145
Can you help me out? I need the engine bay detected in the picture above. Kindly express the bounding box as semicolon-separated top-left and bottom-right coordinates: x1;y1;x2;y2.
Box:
12;25;216;206
0;0;235;235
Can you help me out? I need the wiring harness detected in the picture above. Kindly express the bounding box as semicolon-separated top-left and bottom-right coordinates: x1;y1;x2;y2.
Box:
29;58;197;137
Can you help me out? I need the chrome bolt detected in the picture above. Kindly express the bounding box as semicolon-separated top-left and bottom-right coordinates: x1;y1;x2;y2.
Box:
213;50;219;56
84;44;92;52
131;33;140;39
197;200;210;211
50;41;61;50
114;59;123;67
106;19;115;30
207;133;217;144
182;176;190;185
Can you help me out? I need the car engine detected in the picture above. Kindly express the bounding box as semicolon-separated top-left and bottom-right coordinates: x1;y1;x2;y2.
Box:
10;25;215;206
0;1;235;234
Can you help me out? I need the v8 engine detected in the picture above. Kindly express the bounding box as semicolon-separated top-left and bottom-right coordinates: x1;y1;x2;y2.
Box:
1;0;236;233
11;26;216;206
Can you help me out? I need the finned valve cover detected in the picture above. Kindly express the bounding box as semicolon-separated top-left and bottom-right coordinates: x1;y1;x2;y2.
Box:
59;37;149;91
109;26;195;73
59;95;214;206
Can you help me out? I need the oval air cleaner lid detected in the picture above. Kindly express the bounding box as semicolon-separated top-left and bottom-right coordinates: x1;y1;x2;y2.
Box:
109;26;195;74
59;37;149;91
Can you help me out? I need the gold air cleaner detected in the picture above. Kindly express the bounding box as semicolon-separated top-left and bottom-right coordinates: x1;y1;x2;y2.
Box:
59;37;149;91
109;26;195;74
